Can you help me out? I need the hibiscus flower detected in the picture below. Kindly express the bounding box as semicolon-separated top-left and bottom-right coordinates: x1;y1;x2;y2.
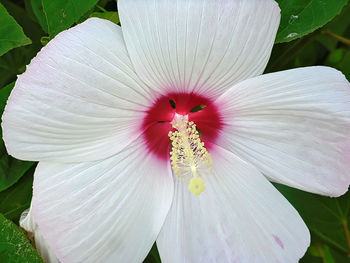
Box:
2;0;350;262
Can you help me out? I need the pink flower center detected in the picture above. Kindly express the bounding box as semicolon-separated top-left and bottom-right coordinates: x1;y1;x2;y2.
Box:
142;92;223;160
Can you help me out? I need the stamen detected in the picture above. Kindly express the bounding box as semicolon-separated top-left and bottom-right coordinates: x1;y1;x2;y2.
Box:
169;114;212;196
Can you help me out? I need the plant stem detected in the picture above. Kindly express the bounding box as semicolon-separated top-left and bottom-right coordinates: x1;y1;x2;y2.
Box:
323;31;350;46
342;218;350;257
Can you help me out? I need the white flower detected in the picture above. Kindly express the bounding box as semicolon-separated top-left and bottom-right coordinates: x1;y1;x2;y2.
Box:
2;0;350;262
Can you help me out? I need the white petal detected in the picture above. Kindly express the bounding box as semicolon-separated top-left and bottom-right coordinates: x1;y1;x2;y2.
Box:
28;139;173;263
157;146;309;263
216;66;350;197
20;208;59;263
2;18;153;163
119;0;280;97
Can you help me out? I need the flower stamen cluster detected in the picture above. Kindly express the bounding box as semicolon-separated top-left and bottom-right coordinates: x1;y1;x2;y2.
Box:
169;114;212;195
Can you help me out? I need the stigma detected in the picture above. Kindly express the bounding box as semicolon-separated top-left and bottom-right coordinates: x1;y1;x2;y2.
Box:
169;114;212;196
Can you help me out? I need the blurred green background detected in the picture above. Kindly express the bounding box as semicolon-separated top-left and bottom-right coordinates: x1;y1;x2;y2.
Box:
0;0;350;262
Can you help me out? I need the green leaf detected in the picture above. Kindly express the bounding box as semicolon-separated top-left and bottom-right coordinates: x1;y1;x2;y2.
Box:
0;45;38;87
2;0;45;42
275;0;349;43
315;4;350;51
42;0;99;36
143;244;161;263
276;184;350;255
0;1;44;85
0;3;31;56
30;0;48;33
23;0;39;24
0;82;13;109
89;11;119;24
316;244;336;263
0;83;34;191
305;243;350;263
0;166;34;223
328;246;350;263
300;253;323;263
0;213;42;263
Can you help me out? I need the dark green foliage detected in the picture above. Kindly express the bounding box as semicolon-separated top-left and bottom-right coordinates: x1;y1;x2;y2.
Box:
90;11;119;24
0;214;43;262
42;0;99;36
0;3;31;56
275;0;349;43
0;167;35;223
277;184;350;262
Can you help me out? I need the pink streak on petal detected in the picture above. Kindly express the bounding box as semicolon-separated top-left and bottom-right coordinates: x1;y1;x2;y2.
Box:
273;234;284;249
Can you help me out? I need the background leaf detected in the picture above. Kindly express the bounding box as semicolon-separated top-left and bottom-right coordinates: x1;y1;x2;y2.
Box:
0;0;45;87
30;0;48;33
0;3;31;56
143;244;161;263
0;167;34;223
0;214;42;262
306;244;350;263
275;0;349;43
276;184;350;258
42;0;99;36
89;11;119;24
266;2;350;81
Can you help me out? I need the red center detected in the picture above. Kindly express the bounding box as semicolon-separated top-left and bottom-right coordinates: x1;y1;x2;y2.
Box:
141;92;223;160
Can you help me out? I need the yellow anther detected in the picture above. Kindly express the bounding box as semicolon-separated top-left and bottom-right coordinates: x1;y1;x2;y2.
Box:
169;114;212;196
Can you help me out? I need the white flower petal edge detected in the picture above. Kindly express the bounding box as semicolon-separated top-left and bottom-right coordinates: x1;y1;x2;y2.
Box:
157;145;309;263
2;18;153;163
20;208;59;263
216;66;350;197
21;138;173;263
119;0;280;97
